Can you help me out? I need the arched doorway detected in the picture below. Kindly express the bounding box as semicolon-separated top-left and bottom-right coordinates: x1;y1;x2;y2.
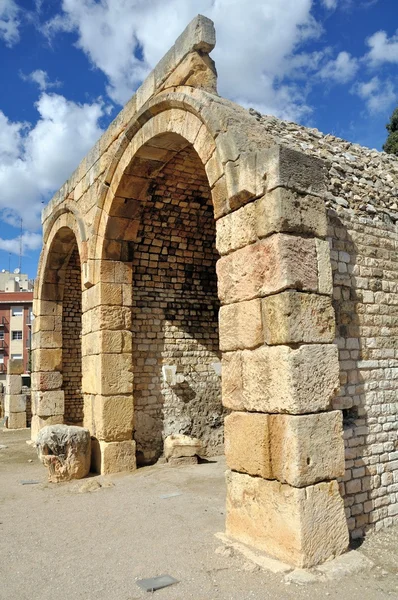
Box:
31;225;83;434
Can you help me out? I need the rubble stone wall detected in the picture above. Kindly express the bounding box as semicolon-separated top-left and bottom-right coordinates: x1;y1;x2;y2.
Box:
132;146;222;464
62;247;83;424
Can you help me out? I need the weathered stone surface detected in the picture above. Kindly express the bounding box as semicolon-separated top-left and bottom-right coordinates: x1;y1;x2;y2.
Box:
7;359;24;375
84;395;134;442
92;439;137;475
36;425;91;482
226;471;349;568
265;145;328;196
316;238;333;296
31;371;63;392
224;412;271;478
164;434;203;460
31;414;64;442
5;394;26;414
7;411;27;429
269;411;345;487
6;374;22;395
222;344;339;414
219;299;262;351
262;291;335;344
256;188;328;239
217;235;318;304
33;390;64;417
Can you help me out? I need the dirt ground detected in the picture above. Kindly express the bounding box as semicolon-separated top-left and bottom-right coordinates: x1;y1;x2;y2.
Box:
0;428;397;600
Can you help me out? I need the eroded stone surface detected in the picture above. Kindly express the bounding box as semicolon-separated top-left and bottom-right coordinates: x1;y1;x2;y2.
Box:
226;470;349;568
36;425;91;483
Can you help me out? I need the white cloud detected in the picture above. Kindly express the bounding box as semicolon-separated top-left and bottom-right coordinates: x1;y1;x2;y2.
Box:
20;69;62;91
322;0;338;9
366;30;398;65
352;76;396;114
0;0;20;46
0;232;43;256
0;93;104;231
319;51;358;84
44;0;323;121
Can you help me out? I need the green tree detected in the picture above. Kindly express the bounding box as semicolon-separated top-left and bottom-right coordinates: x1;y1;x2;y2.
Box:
383;107;398;155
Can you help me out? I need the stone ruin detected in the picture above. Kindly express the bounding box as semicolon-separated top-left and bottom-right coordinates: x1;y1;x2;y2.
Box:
31;16;398;568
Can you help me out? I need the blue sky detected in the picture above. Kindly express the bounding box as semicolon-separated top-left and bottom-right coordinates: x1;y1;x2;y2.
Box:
0;0;397;279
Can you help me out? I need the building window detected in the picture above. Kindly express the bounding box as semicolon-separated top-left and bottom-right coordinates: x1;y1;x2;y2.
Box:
11;306;23;317
11;354;22;360
0;353;4;364
0;331;4;340
12;331;22;340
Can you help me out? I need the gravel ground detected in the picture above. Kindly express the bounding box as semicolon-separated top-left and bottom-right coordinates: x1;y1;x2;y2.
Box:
0;428;397;600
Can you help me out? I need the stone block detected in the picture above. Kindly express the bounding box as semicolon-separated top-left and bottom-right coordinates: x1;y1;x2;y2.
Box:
256;187;327;239
7;359;24;375
262;291;335;344
224;412;271;478
7;411;26;429
217;235;318;304
164;434;203;460
269;411;345;487
174;14;215;59
31;414;64;442
100;353;134;395
219;299;262;351
215;201;257;256
226;471;349;568
5;394;26;414
222;344;339;414
92;439;137;475
33;390;64;417
316;239;333;296
265;145;328;196
31;371;63;392
224;151;267;209
6;374;22;395
90;395;134;442
32;348;62;372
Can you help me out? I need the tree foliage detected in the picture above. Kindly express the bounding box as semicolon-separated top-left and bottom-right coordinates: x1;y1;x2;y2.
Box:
383;108;398;155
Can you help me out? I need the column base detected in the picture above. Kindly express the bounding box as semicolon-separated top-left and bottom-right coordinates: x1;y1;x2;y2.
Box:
91;439;137;475
226;470;349;568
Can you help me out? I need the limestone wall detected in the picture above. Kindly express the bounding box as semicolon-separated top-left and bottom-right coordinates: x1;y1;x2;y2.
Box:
132;146;222;464
62;247;83;424
253;112;398;538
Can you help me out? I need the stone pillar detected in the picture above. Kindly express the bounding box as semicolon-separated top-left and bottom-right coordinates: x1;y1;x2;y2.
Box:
30;299;64;440
82;260;135;474
5;359;27;429
217;146;349;568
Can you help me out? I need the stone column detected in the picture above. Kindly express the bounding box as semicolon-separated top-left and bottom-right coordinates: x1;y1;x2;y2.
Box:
30;297;64;440
5;359;27;429
217;146;349;568
82;260;135;474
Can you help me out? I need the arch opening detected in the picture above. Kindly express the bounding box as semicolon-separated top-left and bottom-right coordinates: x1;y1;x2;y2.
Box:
37;226;83;426
104;132;224;466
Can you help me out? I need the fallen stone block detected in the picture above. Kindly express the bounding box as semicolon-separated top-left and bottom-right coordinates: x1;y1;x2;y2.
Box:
36;424;91;483
164;434;203;461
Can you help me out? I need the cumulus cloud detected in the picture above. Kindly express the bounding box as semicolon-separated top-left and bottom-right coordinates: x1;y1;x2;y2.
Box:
0;93;104;231
0;0;20;46
0;232;43;256
20;69;62;91
319;51;358;84
44;0;323;121
366;30;398;65
352;76;396;114
322;0;338;9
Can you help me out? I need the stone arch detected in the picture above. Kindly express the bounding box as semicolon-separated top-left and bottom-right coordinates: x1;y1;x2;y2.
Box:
31;213;85;438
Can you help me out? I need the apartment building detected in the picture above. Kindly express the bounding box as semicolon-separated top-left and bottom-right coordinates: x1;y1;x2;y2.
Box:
0;291;33;383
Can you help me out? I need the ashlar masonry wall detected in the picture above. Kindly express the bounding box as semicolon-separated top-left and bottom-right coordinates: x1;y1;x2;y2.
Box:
132;146;222;465
254;112;398;538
